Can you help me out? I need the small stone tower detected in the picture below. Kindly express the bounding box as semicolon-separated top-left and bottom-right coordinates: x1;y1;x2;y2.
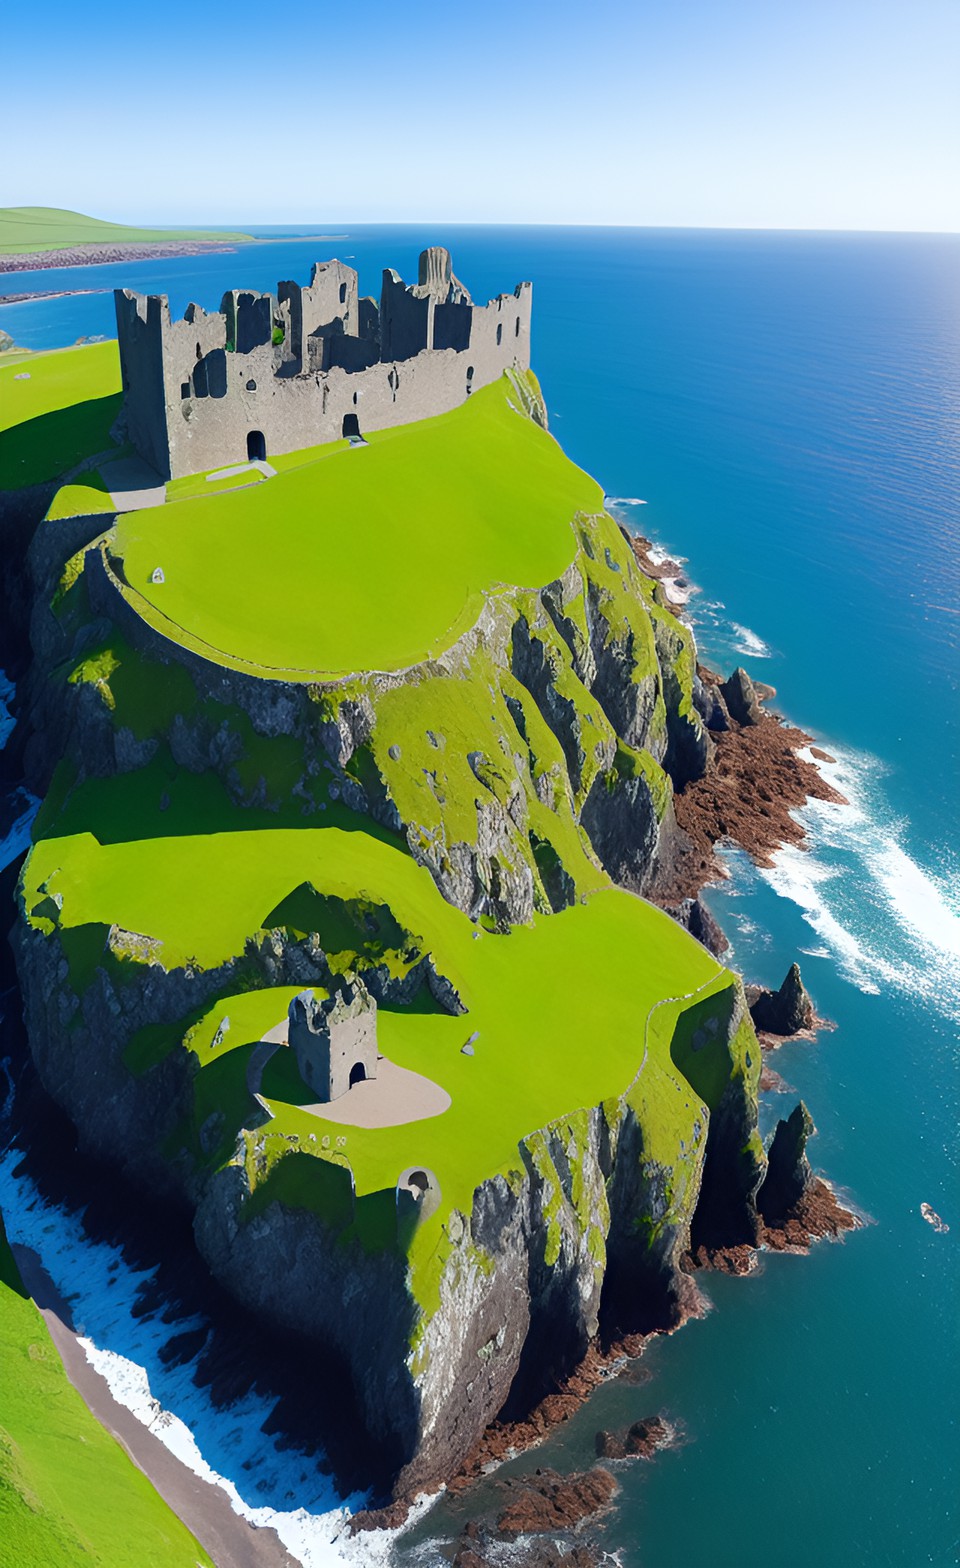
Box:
287;979;379;1103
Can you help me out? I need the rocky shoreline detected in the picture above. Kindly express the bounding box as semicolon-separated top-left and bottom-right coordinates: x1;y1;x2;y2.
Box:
0;239;245;274
0;286;110;305
627;530;845;910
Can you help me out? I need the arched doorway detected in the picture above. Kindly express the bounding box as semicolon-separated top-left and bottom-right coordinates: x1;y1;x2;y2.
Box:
247;430;266;461
342;412;361;440
348;1061;366;1088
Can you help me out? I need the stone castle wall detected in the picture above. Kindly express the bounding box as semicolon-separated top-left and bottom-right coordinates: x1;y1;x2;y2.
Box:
115;248;533;481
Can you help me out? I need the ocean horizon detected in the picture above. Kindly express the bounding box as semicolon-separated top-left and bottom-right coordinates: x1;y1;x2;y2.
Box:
2;224;958;1566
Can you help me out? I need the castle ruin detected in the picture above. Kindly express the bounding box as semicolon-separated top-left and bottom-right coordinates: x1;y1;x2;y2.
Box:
114;246;532;480
288;980;379;1104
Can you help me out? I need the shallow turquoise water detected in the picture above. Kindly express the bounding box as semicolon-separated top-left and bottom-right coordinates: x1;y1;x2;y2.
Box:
2;228;958;1565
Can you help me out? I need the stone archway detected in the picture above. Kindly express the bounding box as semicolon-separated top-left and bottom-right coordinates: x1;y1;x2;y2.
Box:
247;430;266;461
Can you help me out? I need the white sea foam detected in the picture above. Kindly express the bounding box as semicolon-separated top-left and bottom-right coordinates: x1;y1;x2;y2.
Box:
0;669;16;751
759;744;960;1020
1;788;40;872
604;496;647;507
646;544;687;570
0;1147;437;1566
729;623;774;659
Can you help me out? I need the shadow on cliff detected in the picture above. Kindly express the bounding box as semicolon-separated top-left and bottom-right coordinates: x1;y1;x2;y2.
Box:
34;742;406;852
1;906;410;1504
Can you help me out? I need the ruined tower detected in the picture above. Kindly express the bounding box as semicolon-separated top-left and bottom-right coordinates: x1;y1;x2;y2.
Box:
287;980;379;1104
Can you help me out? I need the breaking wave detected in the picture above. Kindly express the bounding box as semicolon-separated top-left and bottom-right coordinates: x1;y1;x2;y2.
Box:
760;744;960;1021
728;623;774;659
0;1144;435;1566
604;496;647;508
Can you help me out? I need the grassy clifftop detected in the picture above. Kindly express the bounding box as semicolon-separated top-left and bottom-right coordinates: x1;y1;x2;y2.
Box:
113;376;603;677
0;206;252;256
0;341;123;490
22;810;728;1307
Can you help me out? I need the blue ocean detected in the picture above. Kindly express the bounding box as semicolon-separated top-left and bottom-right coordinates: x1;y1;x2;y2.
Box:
1;227;958;1567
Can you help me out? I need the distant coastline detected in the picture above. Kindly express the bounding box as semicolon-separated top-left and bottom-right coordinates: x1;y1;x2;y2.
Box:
0;287;110;306
0;239;246;274
0;234;351;278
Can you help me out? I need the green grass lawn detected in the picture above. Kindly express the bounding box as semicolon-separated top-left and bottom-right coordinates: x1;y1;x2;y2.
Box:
113;376;603;678
23;816;726;1236
0;1218;213;1567
0;206;252;255
24;824;468;975
0;341;122;489
46;471;115;521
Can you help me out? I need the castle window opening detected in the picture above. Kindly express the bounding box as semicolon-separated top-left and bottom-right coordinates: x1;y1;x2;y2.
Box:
180;382;190;400
349;1061;366;1088
342;412;361;439
496;323;503;346
466;365;474;395
339;282;347;304
246;378;257;392
407;1170;428;1195
195;342;202;359
247;430;267;462
515;317;520;337
353;391;358;406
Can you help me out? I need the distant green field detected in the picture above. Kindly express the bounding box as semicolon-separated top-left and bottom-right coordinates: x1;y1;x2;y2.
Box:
114;375;602;677
0;340;122;489
0;1217;213;1566
0;205;252;256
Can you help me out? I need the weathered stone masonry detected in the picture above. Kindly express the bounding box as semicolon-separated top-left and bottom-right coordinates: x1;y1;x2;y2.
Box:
115;246;533;480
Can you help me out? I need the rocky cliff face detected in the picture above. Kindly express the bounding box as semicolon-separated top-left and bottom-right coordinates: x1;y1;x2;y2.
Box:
9;406;777;1499
23;503;703;931
15;860;763;1496
191;980;758;1497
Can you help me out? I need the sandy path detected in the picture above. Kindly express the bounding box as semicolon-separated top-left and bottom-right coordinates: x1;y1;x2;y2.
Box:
299;1057;451;1129
260;1019;452;1129
13;1245;299;1568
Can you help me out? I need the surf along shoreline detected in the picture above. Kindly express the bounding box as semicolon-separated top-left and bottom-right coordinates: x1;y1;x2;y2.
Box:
11;1242;298;1568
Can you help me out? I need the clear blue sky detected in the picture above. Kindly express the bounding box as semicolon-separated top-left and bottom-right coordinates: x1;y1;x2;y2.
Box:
3;0;957;230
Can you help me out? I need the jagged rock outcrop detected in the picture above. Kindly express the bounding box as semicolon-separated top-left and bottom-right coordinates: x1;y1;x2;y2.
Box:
749;962;816;1036
495;1466;618;1536
579;770;660;894
720;666;763;727
693;670;730;732
666;895;727;958
594;1414;670;1460
757;1100;815;1225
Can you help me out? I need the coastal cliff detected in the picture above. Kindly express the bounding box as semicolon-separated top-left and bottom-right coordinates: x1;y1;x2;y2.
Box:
5;353;823;1499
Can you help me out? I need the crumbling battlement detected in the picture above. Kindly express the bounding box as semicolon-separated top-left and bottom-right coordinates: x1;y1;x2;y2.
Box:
114;246;532;480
